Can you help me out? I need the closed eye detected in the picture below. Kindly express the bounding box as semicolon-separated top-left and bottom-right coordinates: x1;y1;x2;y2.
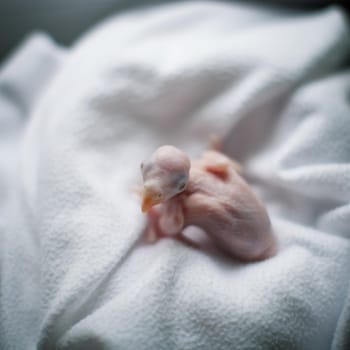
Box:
178;183;186;191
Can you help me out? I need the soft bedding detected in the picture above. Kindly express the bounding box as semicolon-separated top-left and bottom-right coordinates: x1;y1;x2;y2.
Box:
1;2;350;349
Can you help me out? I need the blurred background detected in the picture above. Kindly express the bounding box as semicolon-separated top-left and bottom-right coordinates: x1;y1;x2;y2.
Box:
0;0;348;62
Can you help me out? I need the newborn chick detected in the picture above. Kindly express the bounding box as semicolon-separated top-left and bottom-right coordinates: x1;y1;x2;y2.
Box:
140;146;276;261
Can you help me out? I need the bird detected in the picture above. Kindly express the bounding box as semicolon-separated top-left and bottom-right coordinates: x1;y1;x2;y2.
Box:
140;145;276;261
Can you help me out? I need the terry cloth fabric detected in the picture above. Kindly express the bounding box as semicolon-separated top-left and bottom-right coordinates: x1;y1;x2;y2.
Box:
1;2;350;349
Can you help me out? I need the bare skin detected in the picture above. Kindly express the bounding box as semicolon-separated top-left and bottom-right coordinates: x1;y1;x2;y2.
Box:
140;146;276;262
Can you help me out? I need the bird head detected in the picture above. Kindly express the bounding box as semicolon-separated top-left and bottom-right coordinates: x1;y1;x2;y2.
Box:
140;145;190;212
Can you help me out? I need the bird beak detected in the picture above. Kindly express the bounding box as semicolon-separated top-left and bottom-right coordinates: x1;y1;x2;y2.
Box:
141;189;162;212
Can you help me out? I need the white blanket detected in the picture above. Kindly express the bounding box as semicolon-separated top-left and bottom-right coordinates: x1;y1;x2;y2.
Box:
1;2;350;349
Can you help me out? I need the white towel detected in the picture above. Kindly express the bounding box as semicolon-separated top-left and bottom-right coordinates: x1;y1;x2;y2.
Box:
1;2;350;349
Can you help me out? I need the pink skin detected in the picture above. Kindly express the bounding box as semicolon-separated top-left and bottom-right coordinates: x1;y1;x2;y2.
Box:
141;146;190;212
141;147;276;262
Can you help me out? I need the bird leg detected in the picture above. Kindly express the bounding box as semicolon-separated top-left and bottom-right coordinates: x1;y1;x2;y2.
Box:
159;199;184;236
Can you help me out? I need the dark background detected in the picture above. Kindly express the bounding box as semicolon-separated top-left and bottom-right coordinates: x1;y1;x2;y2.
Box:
0;0;348;62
